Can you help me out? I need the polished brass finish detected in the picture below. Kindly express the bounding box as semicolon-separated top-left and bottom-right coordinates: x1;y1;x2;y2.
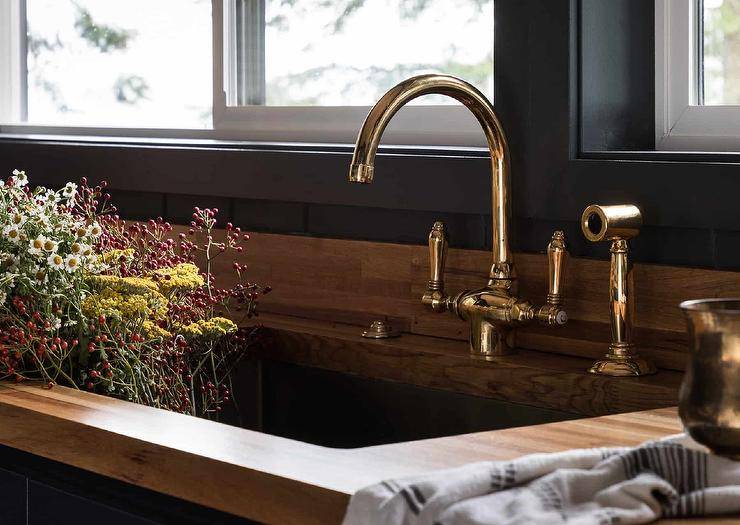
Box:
581;204;642;243
679;299;740;460
582;204;656;376
362;320;400;339
422;221;449;313
349;74;513;286
546;231;566;307
348;74;568;357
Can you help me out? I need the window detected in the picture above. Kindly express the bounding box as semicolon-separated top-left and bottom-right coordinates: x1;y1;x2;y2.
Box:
0;0;494;146
1;0;212;131
656;0;740;151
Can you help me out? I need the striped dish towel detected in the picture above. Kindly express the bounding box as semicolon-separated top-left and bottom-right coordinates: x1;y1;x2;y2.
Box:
342;434;740;525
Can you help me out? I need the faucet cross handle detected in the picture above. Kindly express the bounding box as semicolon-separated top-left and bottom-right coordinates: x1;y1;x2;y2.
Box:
422;221;449;313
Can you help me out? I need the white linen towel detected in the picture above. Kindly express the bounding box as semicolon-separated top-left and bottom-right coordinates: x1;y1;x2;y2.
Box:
343;434;740;525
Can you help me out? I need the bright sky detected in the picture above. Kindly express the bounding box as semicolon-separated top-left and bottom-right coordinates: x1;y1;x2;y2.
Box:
24;0;494;128
26;0;212;128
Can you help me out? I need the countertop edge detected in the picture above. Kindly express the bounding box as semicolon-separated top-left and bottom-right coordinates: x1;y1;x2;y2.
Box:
0;380;692;525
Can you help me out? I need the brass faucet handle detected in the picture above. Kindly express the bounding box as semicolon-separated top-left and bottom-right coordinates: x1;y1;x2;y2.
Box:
546;231;567;306
533;231;568;326
428;221;447;289
422;221;449;313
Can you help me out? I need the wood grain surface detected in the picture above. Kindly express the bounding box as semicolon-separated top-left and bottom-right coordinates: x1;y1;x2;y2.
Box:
255;313;681;416
0;383;732;525
197;228;740;371
2;225;718;523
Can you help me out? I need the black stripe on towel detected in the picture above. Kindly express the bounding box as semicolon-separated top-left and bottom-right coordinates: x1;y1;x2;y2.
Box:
399;487;421;514
409;484;427;505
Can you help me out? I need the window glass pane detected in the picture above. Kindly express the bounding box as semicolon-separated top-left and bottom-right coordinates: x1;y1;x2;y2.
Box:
703;0;740;105
262;0;493;106
25;0;212;128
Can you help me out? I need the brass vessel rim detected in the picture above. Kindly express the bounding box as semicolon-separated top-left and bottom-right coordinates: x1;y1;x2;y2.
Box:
680;298;740;314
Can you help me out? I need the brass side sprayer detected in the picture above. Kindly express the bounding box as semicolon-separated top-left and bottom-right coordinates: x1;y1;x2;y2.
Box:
581;204;656;376
348;74;568;358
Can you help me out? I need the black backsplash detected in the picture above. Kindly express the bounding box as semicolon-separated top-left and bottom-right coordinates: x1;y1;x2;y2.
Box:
104;189;730;270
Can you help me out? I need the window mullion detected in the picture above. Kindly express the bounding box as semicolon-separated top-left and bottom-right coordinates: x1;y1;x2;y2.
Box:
0;0;28;124
235;0;265;106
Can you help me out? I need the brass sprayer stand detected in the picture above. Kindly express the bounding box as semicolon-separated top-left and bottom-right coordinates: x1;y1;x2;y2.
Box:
581;204;656;377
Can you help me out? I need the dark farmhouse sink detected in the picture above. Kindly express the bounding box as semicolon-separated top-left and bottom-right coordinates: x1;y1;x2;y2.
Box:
227;359;580;449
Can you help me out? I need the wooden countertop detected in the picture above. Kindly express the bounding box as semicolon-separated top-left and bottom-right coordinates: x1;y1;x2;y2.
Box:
0;382;735;525
257;313;682;416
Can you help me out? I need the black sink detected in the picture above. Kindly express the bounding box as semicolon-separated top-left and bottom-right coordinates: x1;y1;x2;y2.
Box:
225;359;580;449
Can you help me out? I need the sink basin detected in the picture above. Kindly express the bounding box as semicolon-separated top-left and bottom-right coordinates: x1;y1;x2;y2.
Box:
225;359;580;448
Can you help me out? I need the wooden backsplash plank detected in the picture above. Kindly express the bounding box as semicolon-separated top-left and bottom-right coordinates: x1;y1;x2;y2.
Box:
183;226;740;371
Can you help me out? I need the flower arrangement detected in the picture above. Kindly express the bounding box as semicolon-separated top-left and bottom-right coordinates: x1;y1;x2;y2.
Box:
0;170;269;418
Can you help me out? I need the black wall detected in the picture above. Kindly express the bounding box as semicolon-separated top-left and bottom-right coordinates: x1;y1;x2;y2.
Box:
0;0;739;270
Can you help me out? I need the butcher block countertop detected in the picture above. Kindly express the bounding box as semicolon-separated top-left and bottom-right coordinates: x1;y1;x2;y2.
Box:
0;381;736;525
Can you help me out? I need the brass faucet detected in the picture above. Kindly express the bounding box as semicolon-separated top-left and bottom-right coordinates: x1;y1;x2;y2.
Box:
349;74;568;358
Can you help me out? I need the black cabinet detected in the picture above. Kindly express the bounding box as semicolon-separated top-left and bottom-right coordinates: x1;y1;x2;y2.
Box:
0;466;26;525
28;482;155;525
0;446;255;525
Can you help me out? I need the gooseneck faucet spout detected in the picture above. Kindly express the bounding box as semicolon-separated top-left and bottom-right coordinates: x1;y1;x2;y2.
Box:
349;74;513;285
349;74;568;357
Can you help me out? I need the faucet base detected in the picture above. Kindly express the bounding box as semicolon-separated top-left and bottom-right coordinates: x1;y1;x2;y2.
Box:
469;318;515;359
588;356;657;376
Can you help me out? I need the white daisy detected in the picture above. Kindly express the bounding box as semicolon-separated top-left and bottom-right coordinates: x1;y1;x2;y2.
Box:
42;238;58;253
62;182;77;200
3;224;21;243
73;223;88;238
29;235;46;256
44;189;60;204
52;317;62;330
87;222;102;237
10;170;28;187
9;212;26;228
77;243;93;257
30;264;48;284
64;253;81;273
47;253;64;270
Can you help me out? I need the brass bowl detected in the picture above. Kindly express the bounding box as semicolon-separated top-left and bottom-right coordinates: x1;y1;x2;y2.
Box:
679;299;740;459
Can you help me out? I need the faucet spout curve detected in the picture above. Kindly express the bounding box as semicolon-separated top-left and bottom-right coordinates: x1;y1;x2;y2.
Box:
348;74;513;283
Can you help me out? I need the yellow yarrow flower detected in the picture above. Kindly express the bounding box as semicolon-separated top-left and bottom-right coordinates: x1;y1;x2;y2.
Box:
142;320;172;340
82;288;149;319
83;274;168;321
100;248;135;264
178;317;237;341
152;263;205;294
120;276;159;294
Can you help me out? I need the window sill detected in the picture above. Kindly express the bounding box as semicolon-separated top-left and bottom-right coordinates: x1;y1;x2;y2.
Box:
579;149;740;165
0;132;491;158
